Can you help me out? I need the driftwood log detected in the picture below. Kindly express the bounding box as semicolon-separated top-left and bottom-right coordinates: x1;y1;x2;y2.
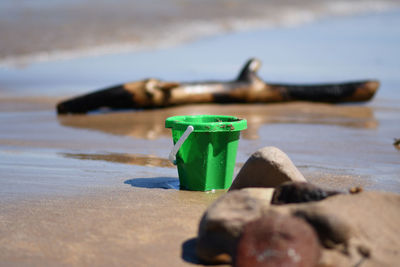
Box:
56;58;379;114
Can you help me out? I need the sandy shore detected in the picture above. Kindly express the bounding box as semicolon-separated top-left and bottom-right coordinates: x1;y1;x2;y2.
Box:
0;10;400;266
0;187;224;266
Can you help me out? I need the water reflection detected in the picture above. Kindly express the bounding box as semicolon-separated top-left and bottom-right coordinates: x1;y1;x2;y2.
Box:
62;152;244;169
57;103;377;140
62;152;175;168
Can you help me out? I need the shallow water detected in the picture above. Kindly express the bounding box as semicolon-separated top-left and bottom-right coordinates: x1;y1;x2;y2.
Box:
0;0;398;65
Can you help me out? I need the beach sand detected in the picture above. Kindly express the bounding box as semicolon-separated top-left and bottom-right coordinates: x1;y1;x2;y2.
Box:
0;9;400;266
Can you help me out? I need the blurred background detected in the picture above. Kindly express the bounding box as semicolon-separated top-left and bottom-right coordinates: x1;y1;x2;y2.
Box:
1;0;398;65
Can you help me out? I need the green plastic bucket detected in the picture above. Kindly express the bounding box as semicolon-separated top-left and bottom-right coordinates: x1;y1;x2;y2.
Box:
165;115;247;191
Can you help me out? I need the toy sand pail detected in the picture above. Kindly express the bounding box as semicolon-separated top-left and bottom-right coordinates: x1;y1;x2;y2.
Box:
165;115;247;191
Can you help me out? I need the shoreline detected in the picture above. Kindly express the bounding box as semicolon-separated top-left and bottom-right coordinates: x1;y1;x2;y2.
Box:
1;9;400;100
1;3;398;67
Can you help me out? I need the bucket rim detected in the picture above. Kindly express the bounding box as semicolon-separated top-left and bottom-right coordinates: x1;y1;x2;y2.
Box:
165;115;247;132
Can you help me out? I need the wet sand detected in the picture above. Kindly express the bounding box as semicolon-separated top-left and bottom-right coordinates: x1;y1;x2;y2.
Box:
1;10;400;266
0;187;223;266
0;100;398;265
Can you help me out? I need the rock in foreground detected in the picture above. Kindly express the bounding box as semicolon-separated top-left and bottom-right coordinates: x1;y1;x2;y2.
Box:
229;147;306;190
234;211;321;267
271;182;342;204
196;189;400;266
196;188;274;264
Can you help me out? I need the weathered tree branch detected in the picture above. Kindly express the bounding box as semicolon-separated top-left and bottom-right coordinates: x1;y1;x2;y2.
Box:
57;58;379;114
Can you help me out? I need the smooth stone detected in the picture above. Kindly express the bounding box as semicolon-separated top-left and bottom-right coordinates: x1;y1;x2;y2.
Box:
292;191;400;266
229;147;306;191
234;211;321;267
271;182;342;204
196;188;274;264
196;191;400;266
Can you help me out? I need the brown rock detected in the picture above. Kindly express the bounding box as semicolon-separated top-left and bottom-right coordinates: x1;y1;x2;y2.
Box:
293;208;352;250
271;182;341;205
196;188;274;264
234;211;321;267
292;191;400;266
349;186;363;194
229;147;306;191
196;190;400;267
